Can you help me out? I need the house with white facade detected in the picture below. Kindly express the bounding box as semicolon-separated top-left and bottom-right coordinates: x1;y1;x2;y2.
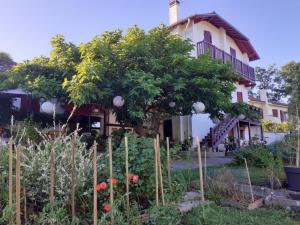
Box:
249;89;288;124
163;0;263;150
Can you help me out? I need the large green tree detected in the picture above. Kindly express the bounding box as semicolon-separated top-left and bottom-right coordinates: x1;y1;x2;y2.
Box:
255;65;283;101
2;25;242;131
63;25;238;128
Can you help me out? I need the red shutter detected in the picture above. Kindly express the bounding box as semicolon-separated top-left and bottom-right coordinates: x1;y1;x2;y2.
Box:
204;31;212;44
230;47;236;58
272;109;278;117
237;92;243;103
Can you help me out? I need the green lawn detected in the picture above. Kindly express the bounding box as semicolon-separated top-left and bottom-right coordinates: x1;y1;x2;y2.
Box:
182;204;300;225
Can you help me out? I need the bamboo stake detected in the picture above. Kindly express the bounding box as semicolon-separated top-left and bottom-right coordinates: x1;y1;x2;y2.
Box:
71;133;77;221
244;158;254;203
24;187;28;224
166;137;172;190
16;146;21;225
108;138;114;224
196;136;205;202
154;139;159;206
8;137;13;208
156;134;165;205
204;150;207;185
50;147;55;205
93;142;98;225
125;135;130;220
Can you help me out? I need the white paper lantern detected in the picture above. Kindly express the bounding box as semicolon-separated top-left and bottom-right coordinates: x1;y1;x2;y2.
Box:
238;114;246;120
193;102;205;113
41;101;65;115
113;96;125;107
41;101;55;114
169;101;176;108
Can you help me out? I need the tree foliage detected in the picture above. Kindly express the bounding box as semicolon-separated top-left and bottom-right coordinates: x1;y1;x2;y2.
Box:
1;25;240;127
63;25;238;126
0;35;80;99
255;65;282;101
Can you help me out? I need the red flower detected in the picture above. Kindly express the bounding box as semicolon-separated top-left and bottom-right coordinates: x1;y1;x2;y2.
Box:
96;182;107;191
103;203;112;213
132;175;139;184
111;178;118;186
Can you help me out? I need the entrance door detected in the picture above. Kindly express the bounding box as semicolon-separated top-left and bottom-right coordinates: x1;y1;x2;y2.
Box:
163;119;173;140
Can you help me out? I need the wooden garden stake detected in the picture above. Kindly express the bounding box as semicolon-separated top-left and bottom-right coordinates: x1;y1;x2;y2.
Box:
166;137;172;190
93;142;98;225
8;137;13;208
244;158;254;203
156;134;165;205
24;187;28;224
154;139;159;206
15;145;21;225
71;133;77;221
204;150;207;185
108;138;115;224
50;147;55;205
125;135;130;220
196;136;205;202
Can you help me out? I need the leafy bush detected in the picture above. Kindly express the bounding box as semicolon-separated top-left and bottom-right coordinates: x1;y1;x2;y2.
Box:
21;133;94;211
263;120;291;133
268;133;297;165
233;145;278;168
99;133;181;208
35;203;72;225
148;204;181;225
0;146;8;211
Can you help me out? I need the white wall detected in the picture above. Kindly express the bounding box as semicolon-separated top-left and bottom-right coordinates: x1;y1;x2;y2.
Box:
264;132;287;145
191;113;214;145
175;20;250;64
231;83;250;103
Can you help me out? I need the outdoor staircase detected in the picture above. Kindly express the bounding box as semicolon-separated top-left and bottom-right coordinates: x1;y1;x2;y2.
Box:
201;116;239;151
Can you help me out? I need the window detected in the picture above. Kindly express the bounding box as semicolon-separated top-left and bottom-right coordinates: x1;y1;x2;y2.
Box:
230;47;236;58
272;109;278;117
237;92;243;102
204;30;212;44
280;110;288;122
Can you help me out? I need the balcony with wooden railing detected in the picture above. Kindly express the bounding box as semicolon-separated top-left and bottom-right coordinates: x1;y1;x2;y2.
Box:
197;41;256;84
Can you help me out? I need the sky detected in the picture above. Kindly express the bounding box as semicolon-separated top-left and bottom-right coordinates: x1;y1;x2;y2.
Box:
0;0;299;68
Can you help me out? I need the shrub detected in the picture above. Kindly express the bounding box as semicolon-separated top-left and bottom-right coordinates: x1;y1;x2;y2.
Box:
20;133;95;217
35;203;72;225
263;120;291;133
233;145;276;168
148;204;181;225
0;146;8;211
99;133;180;208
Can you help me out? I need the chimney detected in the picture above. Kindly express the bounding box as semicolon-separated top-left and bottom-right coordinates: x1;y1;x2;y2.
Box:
169;0;180;25
259;89;268;103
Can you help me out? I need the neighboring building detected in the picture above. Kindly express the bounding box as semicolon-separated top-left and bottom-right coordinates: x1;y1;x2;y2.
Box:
249;89;288;123
165;0;263;149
